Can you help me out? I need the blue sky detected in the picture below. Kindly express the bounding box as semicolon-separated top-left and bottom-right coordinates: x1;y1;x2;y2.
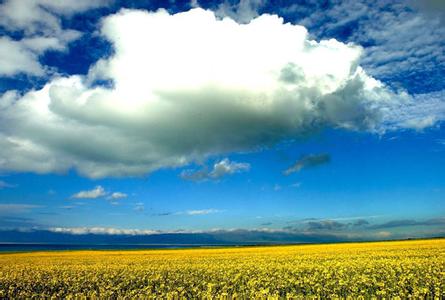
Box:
0;0;444;242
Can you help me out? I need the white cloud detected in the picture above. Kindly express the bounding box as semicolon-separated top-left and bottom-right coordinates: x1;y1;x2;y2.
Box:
296;0;445;91
0;0;109;34
36;0;111;16
0;37;43;76
108;192;128;200
181;158;250;181
0;33;81;76
0;8;442;178
379;90;445;131
0;0;108;76
215;0;266;23
49;226;158;235
70;186;128;202
184;209;222;215
210;159;250;178
71;186;106;199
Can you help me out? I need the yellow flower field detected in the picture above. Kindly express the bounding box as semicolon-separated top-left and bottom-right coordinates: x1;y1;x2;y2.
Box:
0;238;444;299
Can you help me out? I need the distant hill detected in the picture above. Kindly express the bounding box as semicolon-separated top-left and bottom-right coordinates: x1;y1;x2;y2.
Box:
0;229;346;245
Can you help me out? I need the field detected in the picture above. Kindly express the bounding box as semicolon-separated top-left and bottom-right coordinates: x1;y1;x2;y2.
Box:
0;239;444;299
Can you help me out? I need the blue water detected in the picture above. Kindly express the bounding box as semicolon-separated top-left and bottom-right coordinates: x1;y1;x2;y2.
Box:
0;243;223;253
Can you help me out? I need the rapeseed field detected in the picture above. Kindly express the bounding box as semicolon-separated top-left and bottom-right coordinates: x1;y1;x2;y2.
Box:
0;238;444;299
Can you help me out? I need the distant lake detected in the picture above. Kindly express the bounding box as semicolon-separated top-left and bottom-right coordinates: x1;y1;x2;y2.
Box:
0;243;227;253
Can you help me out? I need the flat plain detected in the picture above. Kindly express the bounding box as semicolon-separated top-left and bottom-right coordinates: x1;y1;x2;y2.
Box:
0;239;444;299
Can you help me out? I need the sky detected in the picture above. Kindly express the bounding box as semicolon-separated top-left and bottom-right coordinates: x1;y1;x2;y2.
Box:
0;0;444;243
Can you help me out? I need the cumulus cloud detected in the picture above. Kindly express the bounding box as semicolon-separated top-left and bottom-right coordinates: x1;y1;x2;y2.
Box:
0;8;443;178
284;153;330;175
181;158;250;181
71;186;106;199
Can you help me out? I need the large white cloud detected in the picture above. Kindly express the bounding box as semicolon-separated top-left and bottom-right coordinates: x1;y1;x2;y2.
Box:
0;8;443;178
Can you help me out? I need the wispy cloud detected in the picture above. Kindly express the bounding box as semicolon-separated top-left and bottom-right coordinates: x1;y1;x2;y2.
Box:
436;139;445;146
260;222;273;226
152;212;174;217
152;209;224;217
0;204;41;214
284;153;331;175
0;216;40;229
180;158;250;182
59;205;75;210
0;180;16;189
290;182;301;188
294;0;445;93
183;209;223;216
134;202;144;212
